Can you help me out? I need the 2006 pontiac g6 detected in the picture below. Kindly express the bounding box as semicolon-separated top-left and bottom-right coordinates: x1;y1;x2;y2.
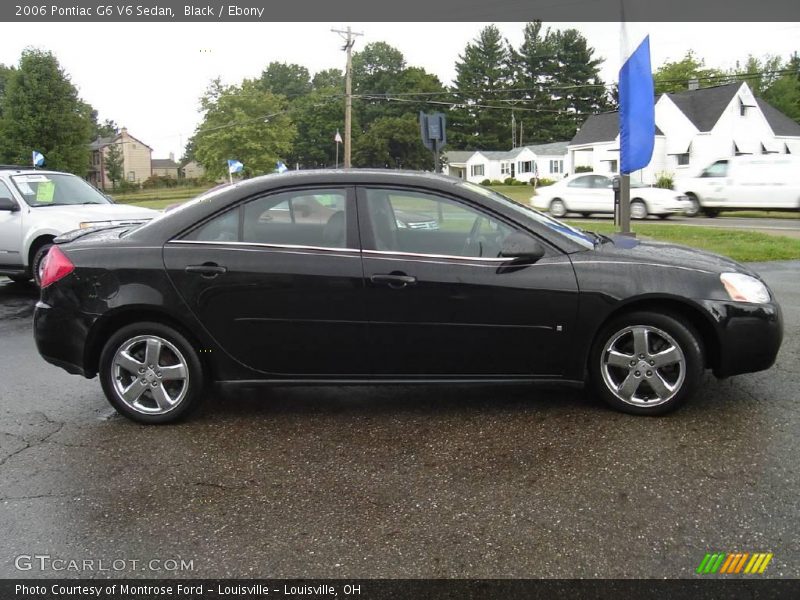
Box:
34;170;783;423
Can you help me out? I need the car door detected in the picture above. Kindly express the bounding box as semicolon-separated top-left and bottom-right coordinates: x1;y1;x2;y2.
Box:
357;186;579;377
588;175;614;213
564;175;596;212
0;181;24;267
163;186;369;377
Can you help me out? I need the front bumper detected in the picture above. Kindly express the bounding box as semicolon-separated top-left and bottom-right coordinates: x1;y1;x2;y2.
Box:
701;299;783;378
34;300;96;378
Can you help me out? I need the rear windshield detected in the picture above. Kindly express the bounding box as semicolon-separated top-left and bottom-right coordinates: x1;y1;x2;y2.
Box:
11;173;111;207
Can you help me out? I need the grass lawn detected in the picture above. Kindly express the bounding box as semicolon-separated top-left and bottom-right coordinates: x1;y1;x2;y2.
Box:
718;211;799;219
488;185;537;203
112;185;213;209
565;220;800;263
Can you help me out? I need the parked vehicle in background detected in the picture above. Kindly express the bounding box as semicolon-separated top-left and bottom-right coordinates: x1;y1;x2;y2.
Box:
0;166;157;286
531;173;691;219
33;170;782;424
676;155;800;217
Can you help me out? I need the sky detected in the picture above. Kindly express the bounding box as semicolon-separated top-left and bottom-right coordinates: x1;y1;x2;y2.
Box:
2;22;799;159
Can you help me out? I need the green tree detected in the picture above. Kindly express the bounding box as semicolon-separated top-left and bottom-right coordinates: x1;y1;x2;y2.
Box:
548;28;610;140
450;25;513;150
288;90;349;168
192;78;296;180
762;52;800;123
653;51;726;94
0;49;93;174
104;142;123;189
258;62;312;98
352;42;409;126
353;115;433;170
312;68;343;91
0;64;15;118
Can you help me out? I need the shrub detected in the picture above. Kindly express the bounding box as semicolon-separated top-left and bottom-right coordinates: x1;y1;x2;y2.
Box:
480;179;492;186
503;177;515;185
654;172;675;190
536;177;556;187
489;179;504;186
142;175;179;189
116;179;140;192
575;165;593;173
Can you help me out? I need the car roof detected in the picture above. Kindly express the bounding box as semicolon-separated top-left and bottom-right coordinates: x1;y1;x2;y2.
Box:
0;166;70;176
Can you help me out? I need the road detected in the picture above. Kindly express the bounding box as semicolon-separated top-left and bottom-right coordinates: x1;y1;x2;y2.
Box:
571;215;800;238
0;263;798;579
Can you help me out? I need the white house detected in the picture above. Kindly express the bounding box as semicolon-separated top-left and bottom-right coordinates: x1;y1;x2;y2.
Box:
568;82;800;184
444;141;570;184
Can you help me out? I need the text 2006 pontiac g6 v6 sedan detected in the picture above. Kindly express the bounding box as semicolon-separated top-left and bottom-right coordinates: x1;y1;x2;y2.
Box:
34;170;783;423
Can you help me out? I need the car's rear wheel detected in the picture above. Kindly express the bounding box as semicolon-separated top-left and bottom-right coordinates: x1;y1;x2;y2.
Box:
685;193;701;217
589;311;704;415
704;208;720;218
630;199;648;220
99;322;205;424
549;198;567;218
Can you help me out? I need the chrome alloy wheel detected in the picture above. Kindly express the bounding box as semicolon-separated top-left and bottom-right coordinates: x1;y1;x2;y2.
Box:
600;325;686;407
111;335;189;415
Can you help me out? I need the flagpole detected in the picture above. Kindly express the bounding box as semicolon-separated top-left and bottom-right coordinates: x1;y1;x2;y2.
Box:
335;142;339;169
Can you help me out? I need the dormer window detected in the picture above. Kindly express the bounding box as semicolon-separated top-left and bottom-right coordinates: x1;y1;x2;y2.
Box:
739;99;747;116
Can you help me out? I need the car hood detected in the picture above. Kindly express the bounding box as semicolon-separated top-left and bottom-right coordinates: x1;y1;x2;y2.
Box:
587;234;757;277
32;203;158;222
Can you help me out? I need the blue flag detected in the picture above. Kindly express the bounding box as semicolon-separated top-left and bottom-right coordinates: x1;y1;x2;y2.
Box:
276;161;288;173
619;34;654;174
227;159;243;174
32;151;45;167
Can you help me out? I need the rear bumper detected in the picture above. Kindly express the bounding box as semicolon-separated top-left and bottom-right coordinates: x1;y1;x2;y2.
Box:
34;300;96;378
703;299;784;378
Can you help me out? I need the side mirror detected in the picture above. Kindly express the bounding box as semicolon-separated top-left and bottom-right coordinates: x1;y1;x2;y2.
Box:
0;196;19;212
500;232;545;263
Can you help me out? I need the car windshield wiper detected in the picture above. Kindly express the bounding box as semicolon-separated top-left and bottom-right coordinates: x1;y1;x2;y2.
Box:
582;230;613;245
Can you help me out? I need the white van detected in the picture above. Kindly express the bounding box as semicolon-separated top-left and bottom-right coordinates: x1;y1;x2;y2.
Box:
677;155;800;216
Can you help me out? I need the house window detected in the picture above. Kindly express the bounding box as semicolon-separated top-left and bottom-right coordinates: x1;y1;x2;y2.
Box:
470;164;485;177
500;162;511;175
739;99;747;117
127;171;135;181
676;153;690;166
549;160;564;174
131;144;137;150
518;161;532;174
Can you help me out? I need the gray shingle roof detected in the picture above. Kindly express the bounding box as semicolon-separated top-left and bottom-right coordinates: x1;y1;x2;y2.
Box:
89;136;116;151
570;112;664;145
152;158;179;169
756;98;800;137
523;141;569;155
444;151;474;164
665;83;741;132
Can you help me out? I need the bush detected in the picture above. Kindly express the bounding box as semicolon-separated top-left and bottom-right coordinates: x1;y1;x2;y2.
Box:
536;177;556;187
489;179;504;186
480;179;492;186
142;175;179;189
503;177;515;185
654;172;675;190
575;165;593;173
116;179;140;192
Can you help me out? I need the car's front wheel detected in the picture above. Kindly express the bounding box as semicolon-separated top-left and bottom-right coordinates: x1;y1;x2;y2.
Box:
549;198;567;218
589;311;704;415
630;199;648;220
685;194;701;217
99;322;205;424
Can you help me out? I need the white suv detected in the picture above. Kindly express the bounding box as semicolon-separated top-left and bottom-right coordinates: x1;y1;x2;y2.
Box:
0;166;157;286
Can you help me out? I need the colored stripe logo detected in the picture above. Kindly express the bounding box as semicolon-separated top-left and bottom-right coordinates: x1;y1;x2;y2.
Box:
696;552;773;574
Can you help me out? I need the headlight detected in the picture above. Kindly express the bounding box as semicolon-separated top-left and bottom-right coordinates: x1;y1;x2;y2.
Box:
720;272;771;303
79;220;113;229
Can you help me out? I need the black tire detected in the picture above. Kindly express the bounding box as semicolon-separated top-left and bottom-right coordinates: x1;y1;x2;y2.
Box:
99;321;205;424
7;274;32;284
704;208;720;218
580;212;591;218
549;198;567;218
630;199;648;220
31;243;53;288
657;214;670;220
588;311;704;416
685;193;700;217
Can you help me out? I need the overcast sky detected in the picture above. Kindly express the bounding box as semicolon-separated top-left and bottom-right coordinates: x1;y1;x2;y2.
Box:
2;22;798;159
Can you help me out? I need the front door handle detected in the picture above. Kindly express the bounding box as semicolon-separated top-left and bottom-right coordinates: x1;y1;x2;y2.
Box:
185;263;227;277
370;273;417;289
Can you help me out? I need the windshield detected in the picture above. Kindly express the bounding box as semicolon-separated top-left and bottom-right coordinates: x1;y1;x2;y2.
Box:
11;173;111;207
459;181;595;249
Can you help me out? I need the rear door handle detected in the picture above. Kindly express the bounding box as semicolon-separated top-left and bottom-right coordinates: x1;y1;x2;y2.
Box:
185;263;227;277
370;273;417;288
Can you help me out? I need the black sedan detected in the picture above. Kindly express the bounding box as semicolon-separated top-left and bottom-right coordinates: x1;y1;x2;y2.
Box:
33;170;783;423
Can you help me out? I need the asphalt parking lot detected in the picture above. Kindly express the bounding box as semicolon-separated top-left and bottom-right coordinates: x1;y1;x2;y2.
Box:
0;262;798;579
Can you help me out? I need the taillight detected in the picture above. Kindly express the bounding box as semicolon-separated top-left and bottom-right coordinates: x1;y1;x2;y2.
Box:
40;246;75;288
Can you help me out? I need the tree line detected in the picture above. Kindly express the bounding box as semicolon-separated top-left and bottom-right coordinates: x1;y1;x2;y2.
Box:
0;25;798;179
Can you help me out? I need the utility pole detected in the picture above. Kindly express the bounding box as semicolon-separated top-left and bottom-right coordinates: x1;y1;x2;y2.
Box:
332;26;363;168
